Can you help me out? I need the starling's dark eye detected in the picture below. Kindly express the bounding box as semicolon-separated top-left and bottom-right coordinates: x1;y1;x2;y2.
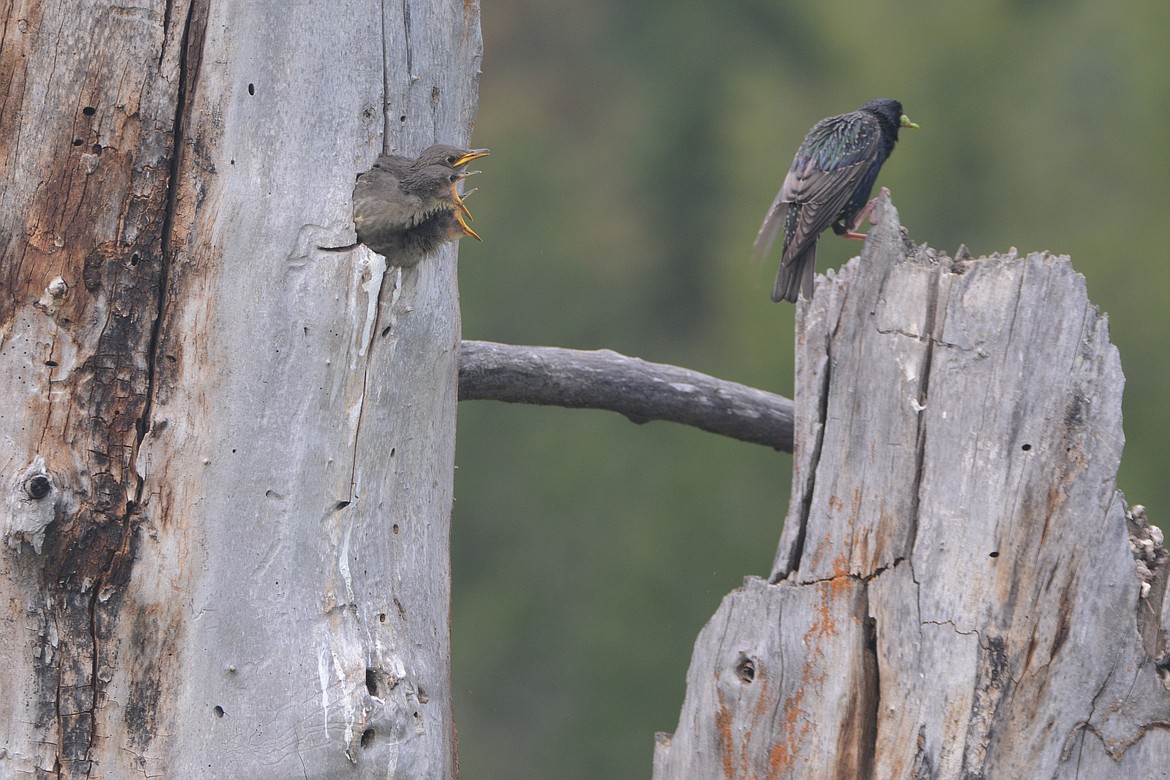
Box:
446;155;458;165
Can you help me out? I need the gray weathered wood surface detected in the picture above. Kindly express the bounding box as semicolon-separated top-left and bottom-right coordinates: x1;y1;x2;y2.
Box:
459;340;795;451
653;194;1170;778
0;1;479;776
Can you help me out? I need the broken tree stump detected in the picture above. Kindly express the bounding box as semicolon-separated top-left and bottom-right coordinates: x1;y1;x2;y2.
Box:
653;194;1170;779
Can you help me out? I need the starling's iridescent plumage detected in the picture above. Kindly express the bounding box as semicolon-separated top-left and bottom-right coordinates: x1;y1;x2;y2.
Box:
754;99;917;303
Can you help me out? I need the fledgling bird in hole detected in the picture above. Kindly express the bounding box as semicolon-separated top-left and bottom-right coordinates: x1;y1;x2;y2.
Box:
364;144;489;223
753;99;918;303
320;144;489;267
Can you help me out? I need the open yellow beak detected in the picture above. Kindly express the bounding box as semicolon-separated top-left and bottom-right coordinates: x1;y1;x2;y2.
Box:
450;170;482;220
455;209;482;241
900;114;920;130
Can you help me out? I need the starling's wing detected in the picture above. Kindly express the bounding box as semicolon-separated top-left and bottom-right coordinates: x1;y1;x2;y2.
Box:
778;112;882;268
352;167;423;255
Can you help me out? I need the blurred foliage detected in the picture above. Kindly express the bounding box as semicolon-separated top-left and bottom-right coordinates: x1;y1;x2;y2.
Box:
451;0;1170;776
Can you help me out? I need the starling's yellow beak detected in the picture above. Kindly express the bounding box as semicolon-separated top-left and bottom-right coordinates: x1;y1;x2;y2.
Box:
900;114;920;130
453;149;490;167
456;209;482;241
450;170;482;220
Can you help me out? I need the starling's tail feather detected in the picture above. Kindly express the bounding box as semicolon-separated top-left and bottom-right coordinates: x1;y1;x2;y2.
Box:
772;244;816;303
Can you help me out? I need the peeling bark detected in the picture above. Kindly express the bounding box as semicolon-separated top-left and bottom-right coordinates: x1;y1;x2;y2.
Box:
653;195;1170;778
1;1;479;776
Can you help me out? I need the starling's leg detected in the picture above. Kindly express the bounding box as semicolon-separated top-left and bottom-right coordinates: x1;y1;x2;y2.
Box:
841;187;891;240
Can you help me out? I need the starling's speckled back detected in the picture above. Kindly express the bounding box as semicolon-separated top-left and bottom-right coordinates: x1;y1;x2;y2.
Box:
753;99;911;303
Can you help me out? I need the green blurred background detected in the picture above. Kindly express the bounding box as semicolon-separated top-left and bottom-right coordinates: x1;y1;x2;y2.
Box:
451;1;1170;776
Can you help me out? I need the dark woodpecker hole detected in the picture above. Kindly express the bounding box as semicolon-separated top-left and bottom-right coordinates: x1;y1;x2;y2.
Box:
213;706;225;718
391;524;399;535
989;551;1000;558
734;654;756;684
247;83;255;95
1021;443;1032;451
378;613;387;623
365;669;378;697
360;729;375;748
82;106;96;116
25;475;51;500
45;360;58;368
72;139;83;146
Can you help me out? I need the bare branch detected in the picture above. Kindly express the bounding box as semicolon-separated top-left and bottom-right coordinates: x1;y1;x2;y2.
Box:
458;340;794;452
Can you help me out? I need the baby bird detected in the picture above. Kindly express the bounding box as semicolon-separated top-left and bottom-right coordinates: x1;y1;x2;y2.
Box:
321;144;488;266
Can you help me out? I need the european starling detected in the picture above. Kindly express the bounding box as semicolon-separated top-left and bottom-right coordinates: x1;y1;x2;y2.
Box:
753;99;918;303
320;145;488;265
367;144;489;220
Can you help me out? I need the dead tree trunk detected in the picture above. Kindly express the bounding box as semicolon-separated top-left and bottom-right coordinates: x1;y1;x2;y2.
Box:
653;194;1170;778
0;1;479;776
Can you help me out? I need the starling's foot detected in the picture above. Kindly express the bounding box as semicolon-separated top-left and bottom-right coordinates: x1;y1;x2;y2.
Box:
843;187;891;239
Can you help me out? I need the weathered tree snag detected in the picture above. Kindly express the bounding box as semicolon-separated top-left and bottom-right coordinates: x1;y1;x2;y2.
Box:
653;194;1170;778
458;340;796;451
1;1;479;776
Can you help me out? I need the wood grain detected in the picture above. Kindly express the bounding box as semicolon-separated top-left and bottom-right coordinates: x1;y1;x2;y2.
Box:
0;1;480;776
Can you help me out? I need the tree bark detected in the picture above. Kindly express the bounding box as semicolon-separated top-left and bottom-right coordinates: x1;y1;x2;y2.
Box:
0;1;480;776
653;194;1170;778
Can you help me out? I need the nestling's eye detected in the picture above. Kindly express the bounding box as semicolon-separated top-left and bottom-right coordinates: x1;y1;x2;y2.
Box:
446;155;458;165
